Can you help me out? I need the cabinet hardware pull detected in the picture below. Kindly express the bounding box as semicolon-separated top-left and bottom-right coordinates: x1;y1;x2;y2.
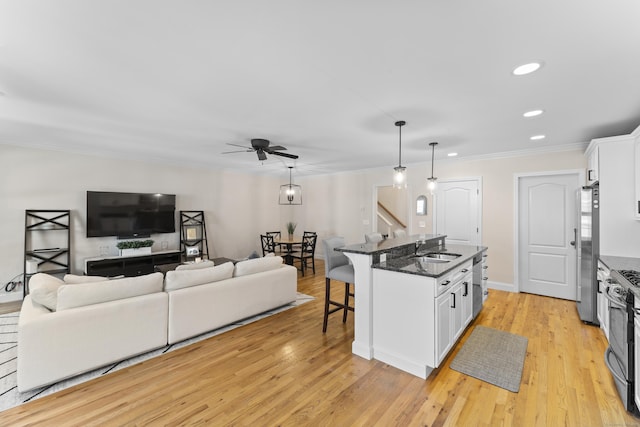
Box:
451;293;456;308
461;268;468;273
441;280;451;286
482;266;488;269
463;282;468;296
483;277;488;280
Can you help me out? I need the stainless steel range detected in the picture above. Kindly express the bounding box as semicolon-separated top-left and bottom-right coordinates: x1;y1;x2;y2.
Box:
604;269;640;415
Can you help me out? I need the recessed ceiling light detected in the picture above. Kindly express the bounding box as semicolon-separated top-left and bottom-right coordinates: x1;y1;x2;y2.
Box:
447;152;458;157
523;109;544;118
530;135;546;141
512;62;542;76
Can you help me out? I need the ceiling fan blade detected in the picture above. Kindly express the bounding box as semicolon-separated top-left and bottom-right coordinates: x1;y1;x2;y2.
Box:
267;145;287;151
226;143;252;149
221;149;252;154
257;149;268;161
269;151;299;160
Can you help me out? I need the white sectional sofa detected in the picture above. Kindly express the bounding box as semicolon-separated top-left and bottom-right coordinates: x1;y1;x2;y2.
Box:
17;256;297;392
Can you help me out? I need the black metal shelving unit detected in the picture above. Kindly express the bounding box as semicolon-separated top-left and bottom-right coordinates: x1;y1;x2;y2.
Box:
179;211;209;262
23;210;71;297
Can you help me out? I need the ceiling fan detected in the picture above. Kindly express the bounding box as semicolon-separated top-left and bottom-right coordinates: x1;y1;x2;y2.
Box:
222;138;299;161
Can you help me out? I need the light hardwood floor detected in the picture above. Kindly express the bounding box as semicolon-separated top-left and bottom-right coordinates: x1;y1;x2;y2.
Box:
2;260;639;426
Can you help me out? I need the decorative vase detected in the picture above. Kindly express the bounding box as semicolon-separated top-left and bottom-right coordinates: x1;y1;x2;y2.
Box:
120;247;152;257
288;233;293;240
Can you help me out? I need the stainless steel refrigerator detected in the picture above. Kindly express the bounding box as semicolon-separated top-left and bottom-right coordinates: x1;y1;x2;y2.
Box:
576;183;600;324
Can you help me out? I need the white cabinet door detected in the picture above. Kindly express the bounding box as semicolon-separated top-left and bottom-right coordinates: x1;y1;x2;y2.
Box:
600;280;610;341
635;136;640;219
635;316;640;411
587;144;599;185
436;290;453;364
452;283;465;341
461;276;473;326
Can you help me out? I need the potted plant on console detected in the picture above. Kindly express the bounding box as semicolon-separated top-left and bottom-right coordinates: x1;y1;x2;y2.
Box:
117;239;154;257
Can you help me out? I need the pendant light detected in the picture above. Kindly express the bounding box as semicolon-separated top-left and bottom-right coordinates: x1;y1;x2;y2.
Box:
427;142;438;193
393;120;407;189
279;166;302;205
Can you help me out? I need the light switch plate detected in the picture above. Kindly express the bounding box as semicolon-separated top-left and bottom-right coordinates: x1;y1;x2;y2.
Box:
418;221;426;228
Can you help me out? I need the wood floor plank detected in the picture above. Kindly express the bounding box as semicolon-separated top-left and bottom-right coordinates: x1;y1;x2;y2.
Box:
1;260;639;425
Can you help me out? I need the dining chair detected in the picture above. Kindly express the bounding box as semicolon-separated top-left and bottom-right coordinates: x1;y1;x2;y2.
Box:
267;231;284;252
290;233;317;276
322;236;355;333
393;229;407;238
260;234;278;257
364;232;384;243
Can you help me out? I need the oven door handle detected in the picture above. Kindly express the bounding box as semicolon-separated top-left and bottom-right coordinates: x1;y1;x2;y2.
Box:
604;346;628;384
603;287;627;309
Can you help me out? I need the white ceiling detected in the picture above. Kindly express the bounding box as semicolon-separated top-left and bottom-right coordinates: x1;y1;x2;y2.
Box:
1;1;640;176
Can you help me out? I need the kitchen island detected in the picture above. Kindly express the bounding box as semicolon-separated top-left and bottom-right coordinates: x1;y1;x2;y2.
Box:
338;235;487;378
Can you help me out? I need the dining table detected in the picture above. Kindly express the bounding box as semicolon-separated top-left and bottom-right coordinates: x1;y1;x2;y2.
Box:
274;235;302;265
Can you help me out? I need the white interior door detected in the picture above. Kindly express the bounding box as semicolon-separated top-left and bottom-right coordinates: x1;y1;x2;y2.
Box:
518;173;579;300
435;179;481;246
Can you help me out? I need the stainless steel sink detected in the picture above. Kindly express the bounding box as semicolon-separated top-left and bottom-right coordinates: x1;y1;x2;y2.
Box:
422;252;461;261
410;255;450;264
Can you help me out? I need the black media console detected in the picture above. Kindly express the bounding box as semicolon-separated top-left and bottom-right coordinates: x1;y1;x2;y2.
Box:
85;250;181;277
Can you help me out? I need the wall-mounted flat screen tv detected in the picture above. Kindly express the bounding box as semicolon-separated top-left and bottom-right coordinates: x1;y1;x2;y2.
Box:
86;191;176;238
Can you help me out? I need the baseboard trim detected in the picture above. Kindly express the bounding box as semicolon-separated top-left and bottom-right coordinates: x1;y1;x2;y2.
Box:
487;280;516;293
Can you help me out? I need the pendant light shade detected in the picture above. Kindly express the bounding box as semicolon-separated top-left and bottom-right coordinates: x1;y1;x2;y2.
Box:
279;166;302;205
393;120;407;189
427;142;438;193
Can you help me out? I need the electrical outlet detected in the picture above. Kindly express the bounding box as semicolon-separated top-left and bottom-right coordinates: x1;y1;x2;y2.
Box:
363;219;370;225
418;221;426;228
380;253;387;263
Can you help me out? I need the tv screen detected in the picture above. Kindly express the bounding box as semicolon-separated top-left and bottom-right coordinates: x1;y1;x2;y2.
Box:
86;191;176;238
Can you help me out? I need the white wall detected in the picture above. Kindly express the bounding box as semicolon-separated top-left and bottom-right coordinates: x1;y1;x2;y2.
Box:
0;145;285;298
1;143;591;300
297;148;588;287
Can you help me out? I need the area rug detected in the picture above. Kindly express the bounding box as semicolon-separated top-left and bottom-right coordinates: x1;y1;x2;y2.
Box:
0;292;313;412
449;325;528;392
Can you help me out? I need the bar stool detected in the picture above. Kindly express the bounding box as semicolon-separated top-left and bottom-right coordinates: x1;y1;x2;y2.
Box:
322;236;355;333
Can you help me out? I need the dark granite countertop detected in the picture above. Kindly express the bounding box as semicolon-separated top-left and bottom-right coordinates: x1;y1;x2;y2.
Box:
373;243;487;278
600;255;640;273
599;255;640;298
336;234;445;256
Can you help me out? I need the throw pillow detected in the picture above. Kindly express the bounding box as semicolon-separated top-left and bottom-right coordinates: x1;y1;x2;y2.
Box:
175;260;215;271
233;256;283;277
165;262;234;291
63;274;110;284
56;272;164;311
28;273;65;311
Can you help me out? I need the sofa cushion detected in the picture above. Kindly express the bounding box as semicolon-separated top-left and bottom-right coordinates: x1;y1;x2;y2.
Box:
175;260;215;271
63;274;110;284
233;256;283;277
29;273;65;311
56;272;164;311
165;262;234;291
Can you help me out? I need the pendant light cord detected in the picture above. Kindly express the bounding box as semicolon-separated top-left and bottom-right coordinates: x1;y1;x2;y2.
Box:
398;124;402;167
